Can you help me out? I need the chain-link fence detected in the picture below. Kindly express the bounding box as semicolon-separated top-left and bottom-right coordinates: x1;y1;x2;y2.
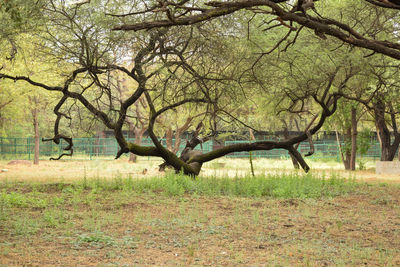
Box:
0;137;382;161
0;137;214;160
224;140;381;161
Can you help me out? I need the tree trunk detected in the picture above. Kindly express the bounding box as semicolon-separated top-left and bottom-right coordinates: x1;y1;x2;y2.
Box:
173;117;193;154
343;126;351;170
374;98;397;161
173;130;182;154
398;144;400;161
128;123;136;162
335;130;345;164
129;128;145;163
350;107;357;170
249;129;256;176
33;107;39;165
283;127;299;169
129;149;137;162
165;127;173;152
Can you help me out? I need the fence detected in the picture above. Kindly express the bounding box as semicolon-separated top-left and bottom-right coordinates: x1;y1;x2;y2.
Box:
224;140;381;161
0;137;213;160
0;137;382;161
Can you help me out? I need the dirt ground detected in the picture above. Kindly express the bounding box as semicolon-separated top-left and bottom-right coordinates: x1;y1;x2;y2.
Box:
0;184;399;266
0;158;399;266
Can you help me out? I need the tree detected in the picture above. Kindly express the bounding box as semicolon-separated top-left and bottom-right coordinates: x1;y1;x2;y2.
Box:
113;0;400;59
2;0;400;175
0;0;45;61
336;55;400;162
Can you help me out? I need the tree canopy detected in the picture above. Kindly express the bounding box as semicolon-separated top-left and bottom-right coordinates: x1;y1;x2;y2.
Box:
2;0;400;175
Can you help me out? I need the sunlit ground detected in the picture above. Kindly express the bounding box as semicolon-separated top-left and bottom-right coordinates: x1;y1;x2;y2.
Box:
0;157;398;184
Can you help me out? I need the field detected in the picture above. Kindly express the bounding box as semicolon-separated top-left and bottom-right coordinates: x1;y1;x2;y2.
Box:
0;158;400;266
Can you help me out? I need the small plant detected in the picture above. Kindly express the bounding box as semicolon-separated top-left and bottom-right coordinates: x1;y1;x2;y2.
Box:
122;236;139;250
357;159;366;170
12;216;40;236
43;209;67;228
75;230;115;247
0;192;9;221
187;244;196;257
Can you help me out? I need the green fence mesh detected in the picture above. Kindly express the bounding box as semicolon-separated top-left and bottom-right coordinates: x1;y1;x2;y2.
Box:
224;140;381;160
0;137;213;160
0;137;382;161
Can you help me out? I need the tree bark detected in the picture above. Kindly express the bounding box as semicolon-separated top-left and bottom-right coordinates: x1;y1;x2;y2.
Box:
33;106;39;165
283;127;299;169
343;127;351;170
335;130;345;164
128;123;136;162
350;107;357;170
173;117;193;154
249;129;256;176
129;125;146;163
373;98;400;161
165;127;173;152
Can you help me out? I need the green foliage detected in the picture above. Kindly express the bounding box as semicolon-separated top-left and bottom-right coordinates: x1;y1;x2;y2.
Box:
75;230;115;247
0;0;44;37
358;129;372;156
12;215;40;236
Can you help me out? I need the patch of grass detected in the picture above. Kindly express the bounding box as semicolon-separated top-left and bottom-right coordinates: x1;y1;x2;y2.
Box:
12;215;40;236
74;230;115;248
0;173;399;266
1;172;357;199
0;190;50;208
77;172;356;199
42;209;68;228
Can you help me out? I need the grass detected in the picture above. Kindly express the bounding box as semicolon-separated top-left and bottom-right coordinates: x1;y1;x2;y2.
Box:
0;172;356;199
0;161;399;266
111;172;357;198
0;157;383;183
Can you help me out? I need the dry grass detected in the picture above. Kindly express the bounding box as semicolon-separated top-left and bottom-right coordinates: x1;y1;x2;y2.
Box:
0;157;399;184
0;181;399;266
0;158;399;266
0;158;163;182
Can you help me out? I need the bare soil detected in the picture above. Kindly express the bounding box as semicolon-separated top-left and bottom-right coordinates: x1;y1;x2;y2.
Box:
1;159;399;266
0;184;399;266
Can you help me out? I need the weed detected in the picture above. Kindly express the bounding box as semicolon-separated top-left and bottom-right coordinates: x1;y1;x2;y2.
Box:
43;209;67;228
122;236;138;250
0;242;11;256
187;243;196;257
252;210;260;224
0;192;8;221
12;216;40;236
75;230;115;247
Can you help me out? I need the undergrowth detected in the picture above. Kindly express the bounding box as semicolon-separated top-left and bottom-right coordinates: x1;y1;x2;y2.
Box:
1;172;357;200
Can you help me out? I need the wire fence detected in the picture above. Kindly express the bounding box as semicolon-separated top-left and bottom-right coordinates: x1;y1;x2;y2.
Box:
0;137;213;160
0;137;382;161
224;140;381;161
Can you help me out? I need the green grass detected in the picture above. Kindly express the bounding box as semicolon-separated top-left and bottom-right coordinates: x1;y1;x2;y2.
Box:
74;172;357;198
0;172;357;239
0;172;399;266
0;172;357;201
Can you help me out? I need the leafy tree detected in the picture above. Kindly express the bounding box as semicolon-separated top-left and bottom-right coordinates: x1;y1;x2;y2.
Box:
0;0;44;60
2;0;400;175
